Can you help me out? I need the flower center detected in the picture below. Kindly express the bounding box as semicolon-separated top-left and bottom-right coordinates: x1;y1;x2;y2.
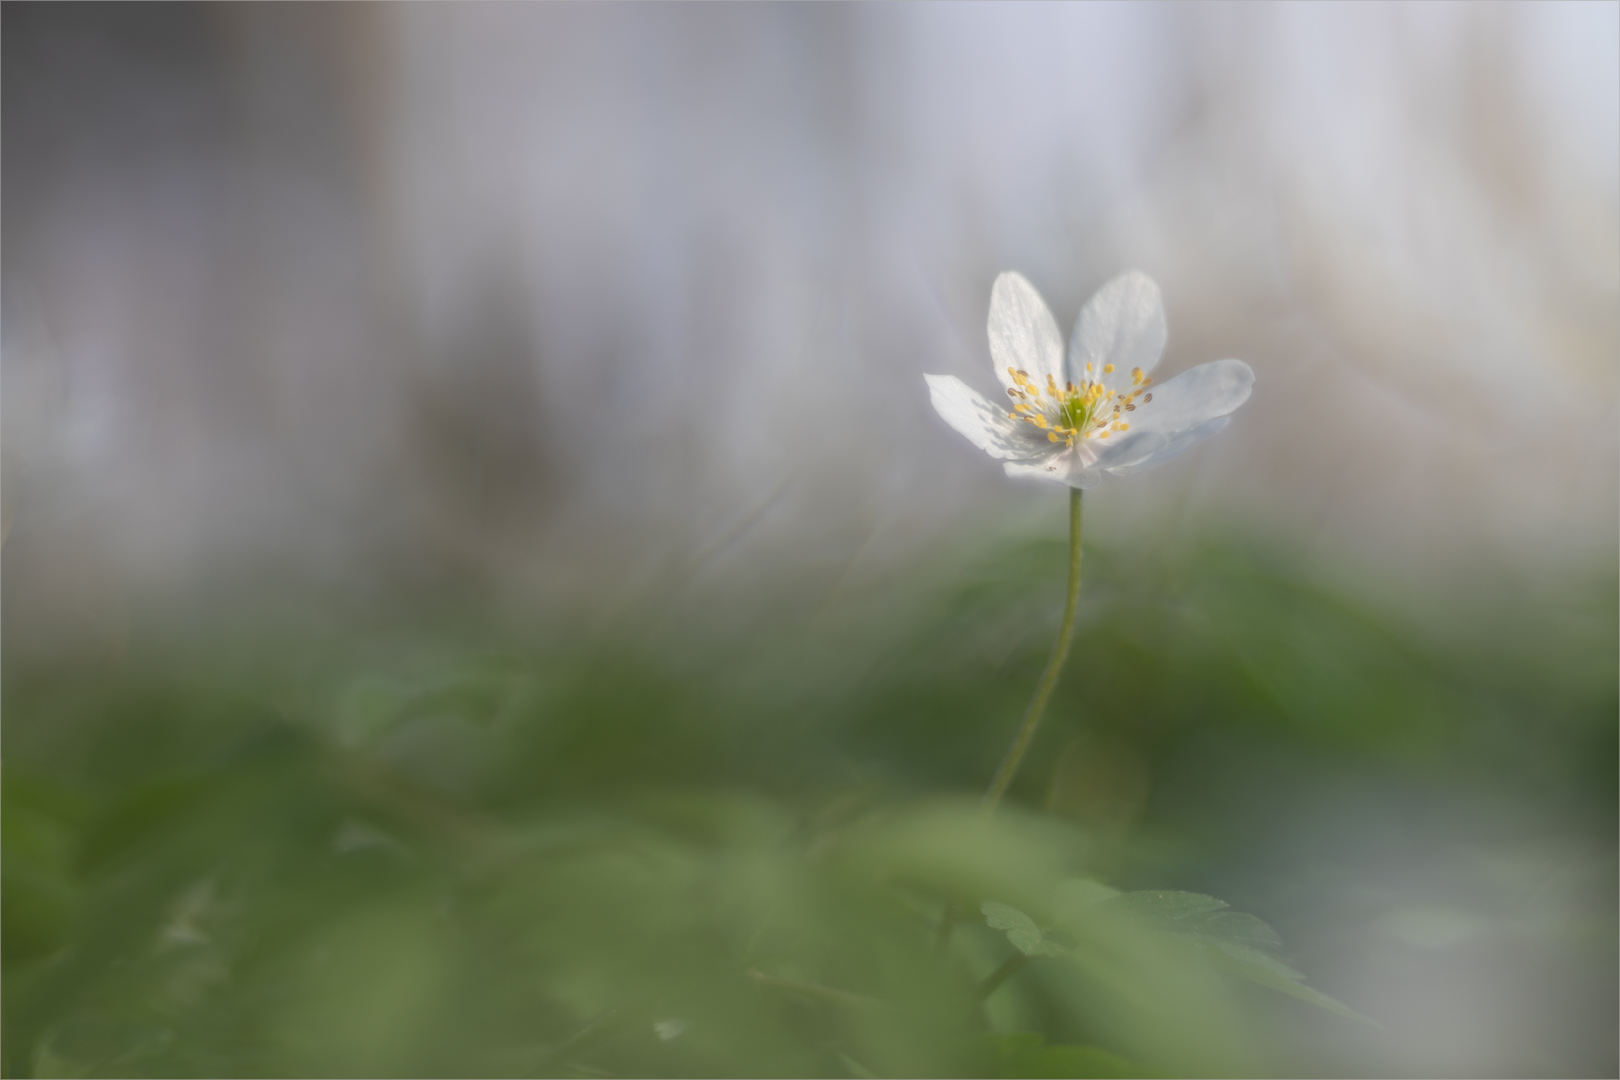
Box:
1004;363;1154;447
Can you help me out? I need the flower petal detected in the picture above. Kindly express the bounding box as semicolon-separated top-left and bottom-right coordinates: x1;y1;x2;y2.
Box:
1087;428;1168;472
1118;358;1253;437
988;272;1064;396
925;373;1046;461
1004;454;1104;489
1068;271;1167;393
1106;416;1230;476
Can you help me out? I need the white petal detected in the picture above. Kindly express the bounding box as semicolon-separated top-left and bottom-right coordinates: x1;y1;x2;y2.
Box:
1068;271;1166;393
987;272;1064;396
1119;359;1253;437
1106;416;1230;476
1003;442;1105;489
925;373;1046;461
1086;428;1168;472
1005;455;1103;489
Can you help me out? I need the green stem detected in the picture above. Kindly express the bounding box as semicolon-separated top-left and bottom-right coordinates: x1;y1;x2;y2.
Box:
982;487;1083;814
936;489;1083;957
976;952;1032;1002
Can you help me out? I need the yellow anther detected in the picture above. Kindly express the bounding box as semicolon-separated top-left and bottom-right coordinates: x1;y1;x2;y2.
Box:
1048;432;1061;443
1098;431;1110;439
1131;367;1142;384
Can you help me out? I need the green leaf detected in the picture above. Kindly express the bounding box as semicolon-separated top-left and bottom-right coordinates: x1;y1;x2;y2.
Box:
1200;943;1373;1024
1201;910;1284;951
1110;890;1228;924
987;1031;1151;1078
981;901;1064;957
1209;939;1304;981
1099;891;1372;1024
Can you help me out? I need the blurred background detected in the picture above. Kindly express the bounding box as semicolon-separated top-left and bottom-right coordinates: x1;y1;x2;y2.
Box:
4;3;1616;1077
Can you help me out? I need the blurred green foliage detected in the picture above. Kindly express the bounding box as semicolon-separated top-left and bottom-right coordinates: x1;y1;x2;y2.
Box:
4;532;1615;1077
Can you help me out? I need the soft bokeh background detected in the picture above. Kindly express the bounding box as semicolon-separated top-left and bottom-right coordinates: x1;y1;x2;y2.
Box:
4;3;1616;1077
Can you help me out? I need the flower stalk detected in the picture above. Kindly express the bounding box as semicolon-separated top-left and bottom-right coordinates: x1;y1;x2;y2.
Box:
982;487;1082;814
926;269;1251;954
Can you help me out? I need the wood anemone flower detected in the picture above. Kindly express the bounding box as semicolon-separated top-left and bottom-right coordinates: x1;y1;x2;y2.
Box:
926;271;1254;488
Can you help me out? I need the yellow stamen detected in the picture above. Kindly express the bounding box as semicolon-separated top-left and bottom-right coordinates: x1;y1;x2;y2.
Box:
1103;364;1115;374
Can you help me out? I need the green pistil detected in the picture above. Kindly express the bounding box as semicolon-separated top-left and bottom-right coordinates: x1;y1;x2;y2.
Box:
1058;392;1091;432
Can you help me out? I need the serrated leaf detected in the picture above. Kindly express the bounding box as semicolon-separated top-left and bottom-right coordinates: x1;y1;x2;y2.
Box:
1105;892;1272;947
1111;890;1228;923
1208;940;1304;981
1102;891;1371;1024
1201;943;1373;1024
981;901;1063;957
1201;910;1283;951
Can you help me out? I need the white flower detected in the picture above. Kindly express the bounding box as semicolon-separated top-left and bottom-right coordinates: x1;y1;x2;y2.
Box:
925;272;1254;488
